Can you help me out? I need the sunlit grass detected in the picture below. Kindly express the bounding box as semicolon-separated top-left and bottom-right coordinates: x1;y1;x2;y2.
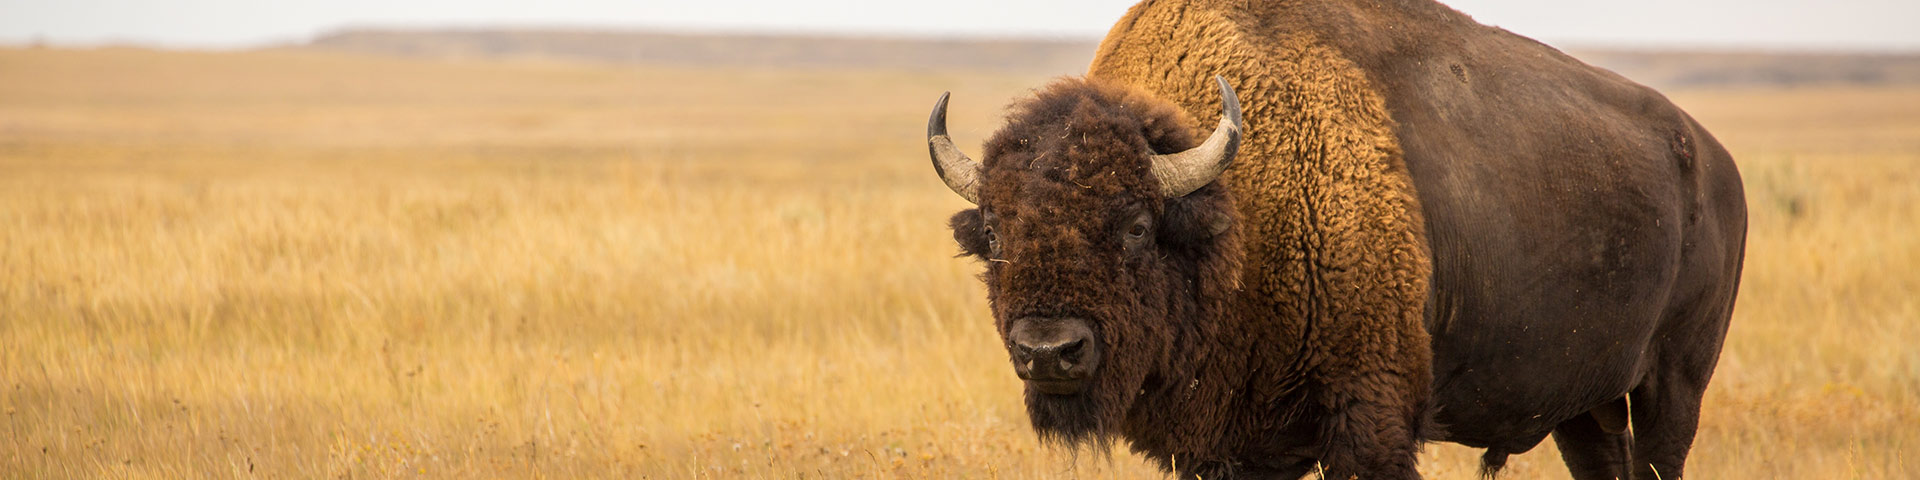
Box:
1;48;1915;478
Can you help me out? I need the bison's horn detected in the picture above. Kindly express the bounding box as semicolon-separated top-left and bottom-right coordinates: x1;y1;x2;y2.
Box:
927;92;982;205
1150;76;1244;198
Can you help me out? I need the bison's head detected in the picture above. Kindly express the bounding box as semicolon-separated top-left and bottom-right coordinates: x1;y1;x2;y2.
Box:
928;77;1244;445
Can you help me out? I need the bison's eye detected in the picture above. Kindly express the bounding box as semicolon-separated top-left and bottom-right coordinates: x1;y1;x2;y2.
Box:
1122;215;1152;251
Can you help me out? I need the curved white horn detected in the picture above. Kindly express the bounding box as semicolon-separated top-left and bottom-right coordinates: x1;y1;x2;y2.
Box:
1149;76;1244;198
927;92;982;204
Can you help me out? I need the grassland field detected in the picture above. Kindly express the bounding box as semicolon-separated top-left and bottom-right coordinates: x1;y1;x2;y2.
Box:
0;47;1916;478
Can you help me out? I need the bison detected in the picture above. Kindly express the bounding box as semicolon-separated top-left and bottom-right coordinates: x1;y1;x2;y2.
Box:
922;0;1746;479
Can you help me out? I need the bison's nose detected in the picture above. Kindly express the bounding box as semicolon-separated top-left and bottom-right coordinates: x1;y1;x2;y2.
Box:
1008;317;1101;395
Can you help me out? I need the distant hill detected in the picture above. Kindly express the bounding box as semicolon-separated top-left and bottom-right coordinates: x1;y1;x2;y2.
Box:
303;28;1920;89
1570;49;1920;89
304;29;1098;74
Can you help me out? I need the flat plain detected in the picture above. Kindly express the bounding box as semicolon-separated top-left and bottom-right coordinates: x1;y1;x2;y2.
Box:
1;47;1915;478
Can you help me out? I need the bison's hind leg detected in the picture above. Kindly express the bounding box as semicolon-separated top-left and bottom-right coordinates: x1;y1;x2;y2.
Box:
1624;278;1738;479
1551;398;1633;480
1626;367;1711;480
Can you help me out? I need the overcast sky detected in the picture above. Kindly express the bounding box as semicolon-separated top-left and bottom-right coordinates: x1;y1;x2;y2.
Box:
2;0;1916;51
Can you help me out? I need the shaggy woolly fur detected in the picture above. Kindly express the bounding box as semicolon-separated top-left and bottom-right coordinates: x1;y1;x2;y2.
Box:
1088;1;1435;477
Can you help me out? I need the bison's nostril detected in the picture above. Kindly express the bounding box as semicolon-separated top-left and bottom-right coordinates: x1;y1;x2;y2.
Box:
1057;338;1084;362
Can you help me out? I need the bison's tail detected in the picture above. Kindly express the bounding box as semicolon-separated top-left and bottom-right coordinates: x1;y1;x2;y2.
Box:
1478;449;1510;479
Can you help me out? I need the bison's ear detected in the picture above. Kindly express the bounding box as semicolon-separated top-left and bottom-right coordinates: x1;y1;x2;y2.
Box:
949;209;991;258
1159;196;1232;247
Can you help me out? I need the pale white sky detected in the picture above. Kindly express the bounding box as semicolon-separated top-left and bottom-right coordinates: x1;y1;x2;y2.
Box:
1;0;1916;51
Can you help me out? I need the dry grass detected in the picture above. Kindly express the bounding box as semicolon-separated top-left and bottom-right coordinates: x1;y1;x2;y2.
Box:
0;47;1914;478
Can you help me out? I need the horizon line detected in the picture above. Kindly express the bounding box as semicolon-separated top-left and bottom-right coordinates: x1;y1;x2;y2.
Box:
6;24;1920;55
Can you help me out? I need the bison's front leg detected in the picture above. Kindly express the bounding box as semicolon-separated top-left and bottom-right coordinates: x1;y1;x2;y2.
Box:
1312;371;1428;480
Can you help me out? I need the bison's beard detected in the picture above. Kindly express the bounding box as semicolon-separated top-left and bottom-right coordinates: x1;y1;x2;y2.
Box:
1024;387;1104;446
1023;358;1143;451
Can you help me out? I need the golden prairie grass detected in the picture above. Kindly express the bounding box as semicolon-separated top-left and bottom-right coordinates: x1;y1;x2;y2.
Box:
0;48;1915;478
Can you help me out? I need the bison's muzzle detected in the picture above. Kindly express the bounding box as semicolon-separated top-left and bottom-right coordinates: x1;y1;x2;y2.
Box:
1008;318;1101;395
